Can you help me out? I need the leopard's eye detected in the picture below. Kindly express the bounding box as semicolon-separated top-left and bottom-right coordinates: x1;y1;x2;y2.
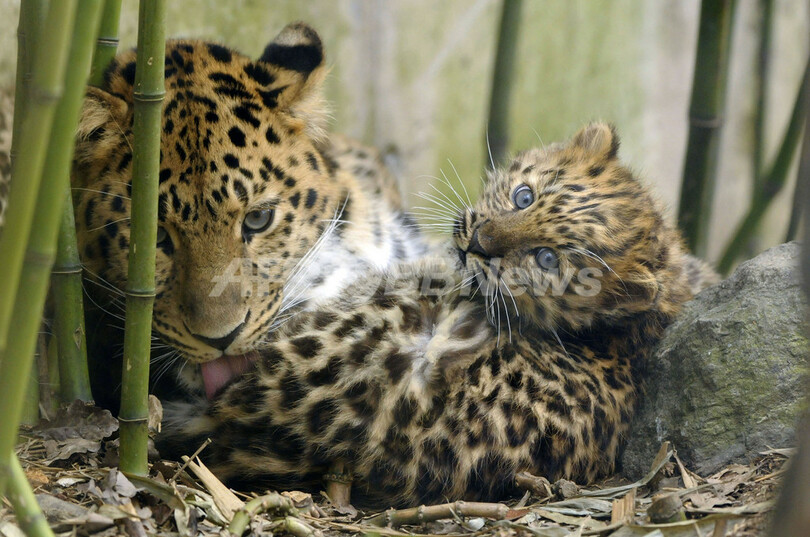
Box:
512;184;534;210
156;226;168;245
535;247;559;270
243;208;274;234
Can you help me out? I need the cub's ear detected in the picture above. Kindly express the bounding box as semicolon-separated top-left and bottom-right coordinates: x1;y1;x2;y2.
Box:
73;87;129;183
571;122;620;161
257;22;326;110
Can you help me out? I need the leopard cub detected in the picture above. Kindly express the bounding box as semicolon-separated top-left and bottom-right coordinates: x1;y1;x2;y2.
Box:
162;123;699;508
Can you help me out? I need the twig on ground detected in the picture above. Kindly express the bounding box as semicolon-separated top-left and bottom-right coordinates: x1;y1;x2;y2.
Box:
366;500;509;527
227;493;299;536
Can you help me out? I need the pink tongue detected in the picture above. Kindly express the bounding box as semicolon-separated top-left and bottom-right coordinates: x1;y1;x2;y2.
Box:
200;352;259;400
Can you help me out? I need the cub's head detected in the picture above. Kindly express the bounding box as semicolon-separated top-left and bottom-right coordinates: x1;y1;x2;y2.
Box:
73;23;342;363
453;123;691;332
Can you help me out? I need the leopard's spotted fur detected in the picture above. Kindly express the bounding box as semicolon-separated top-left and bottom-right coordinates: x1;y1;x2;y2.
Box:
72;23;425;406
162;123;703;508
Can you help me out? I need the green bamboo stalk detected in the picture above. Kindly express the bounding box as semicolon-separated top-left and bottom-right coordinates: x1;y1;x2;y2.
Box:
718;57;809;274
11;1;48;429
53;188;93;403
20;352;39;426
785;113;809;241
5;454;55;537
485;0;523;170
0;0;80;499
118;0;166;476
51;0;105;404
676;0;737;258
0;0;76;356
9;0;46;171
767;69;810;537
89;0;123;87
752;0;773;185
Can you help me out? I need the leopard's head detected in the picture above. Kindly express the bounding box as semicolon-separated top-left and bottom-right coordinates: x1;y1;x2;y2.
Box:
453;123;691;332
73;23;341;365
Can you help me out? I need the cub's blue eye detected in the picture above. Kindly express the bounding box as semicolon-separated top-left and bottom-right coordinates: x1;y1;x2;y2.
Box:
243;208;274;233
512;184;534;209
535;247;559;270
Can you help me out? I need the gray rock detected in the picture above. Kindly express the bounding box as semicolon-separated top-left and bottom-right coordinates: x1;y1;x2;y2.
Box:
621;242;808;479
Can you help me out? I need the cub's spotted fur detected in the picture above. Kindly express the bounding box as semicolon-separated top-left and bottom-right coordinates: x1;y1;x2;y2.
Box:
72;23;424;406
163;124;706;507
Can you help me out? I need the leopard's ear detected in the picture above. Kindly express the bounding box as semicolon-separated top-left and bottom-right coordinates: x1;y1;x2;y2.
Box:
73;87;129;184
571;122;620;161
257;23;327;122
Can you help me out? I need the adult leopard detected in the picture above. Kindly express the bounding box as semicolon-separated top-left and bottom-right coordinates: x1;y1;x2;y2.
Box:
72;23;425;407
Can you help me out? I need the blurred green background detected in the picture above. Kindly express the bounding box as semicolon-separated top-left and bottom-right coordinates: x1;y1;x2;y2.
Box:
0;0;807;264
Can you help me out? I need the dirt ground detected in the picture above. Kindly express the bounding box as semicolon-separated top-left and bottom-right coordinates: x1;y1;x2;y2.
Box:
0;402;789;537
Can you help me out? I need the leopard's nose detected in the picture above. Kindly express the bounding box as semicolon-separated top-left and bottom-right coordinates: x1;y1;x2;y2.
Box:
187;311;250;351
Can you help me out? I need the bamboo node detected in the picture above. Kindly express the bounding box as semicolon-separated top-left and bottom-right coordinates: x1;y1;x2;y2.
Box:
124;289;157;298
96;37;120;46
688;114;723;129
133;90;166;102
118;416;149;425
52;264;82;275
323;471;353;484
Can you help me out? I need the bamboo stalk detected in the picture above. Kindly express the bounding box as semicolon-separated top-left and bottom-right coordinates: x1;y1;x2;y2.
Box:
20;353;40;426
5;454;55;537
485;0;523;170
9;0;47;430
676;0;737;257
752;0;773;191
89;0;123;87
51;0;105;404
767;70;810;537
228;493;298;536
0;0;80;497
367;500;510;527
9;0;46;171
785;107;810;241
118;0;166;476
718;57;808;273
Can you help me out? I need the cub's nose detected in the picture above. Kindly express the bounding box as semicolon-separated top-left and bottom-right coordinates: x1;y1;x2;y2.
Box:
467;228;490;258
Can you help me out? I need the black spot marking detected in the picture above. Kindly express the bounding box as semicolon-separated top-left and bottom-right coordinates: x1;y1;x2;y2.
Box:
265;126;280;144
288;192;301;208
122;62;136;85
290;336;323;359
307;398;338;435
304;189;317;209
384;351;411;383
244;63;275;85
258;87;283;109
260;42;323;73
223;154;239;169
206;43;232;63
306;355;342;386
233;105;259;128
228;126;246;147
